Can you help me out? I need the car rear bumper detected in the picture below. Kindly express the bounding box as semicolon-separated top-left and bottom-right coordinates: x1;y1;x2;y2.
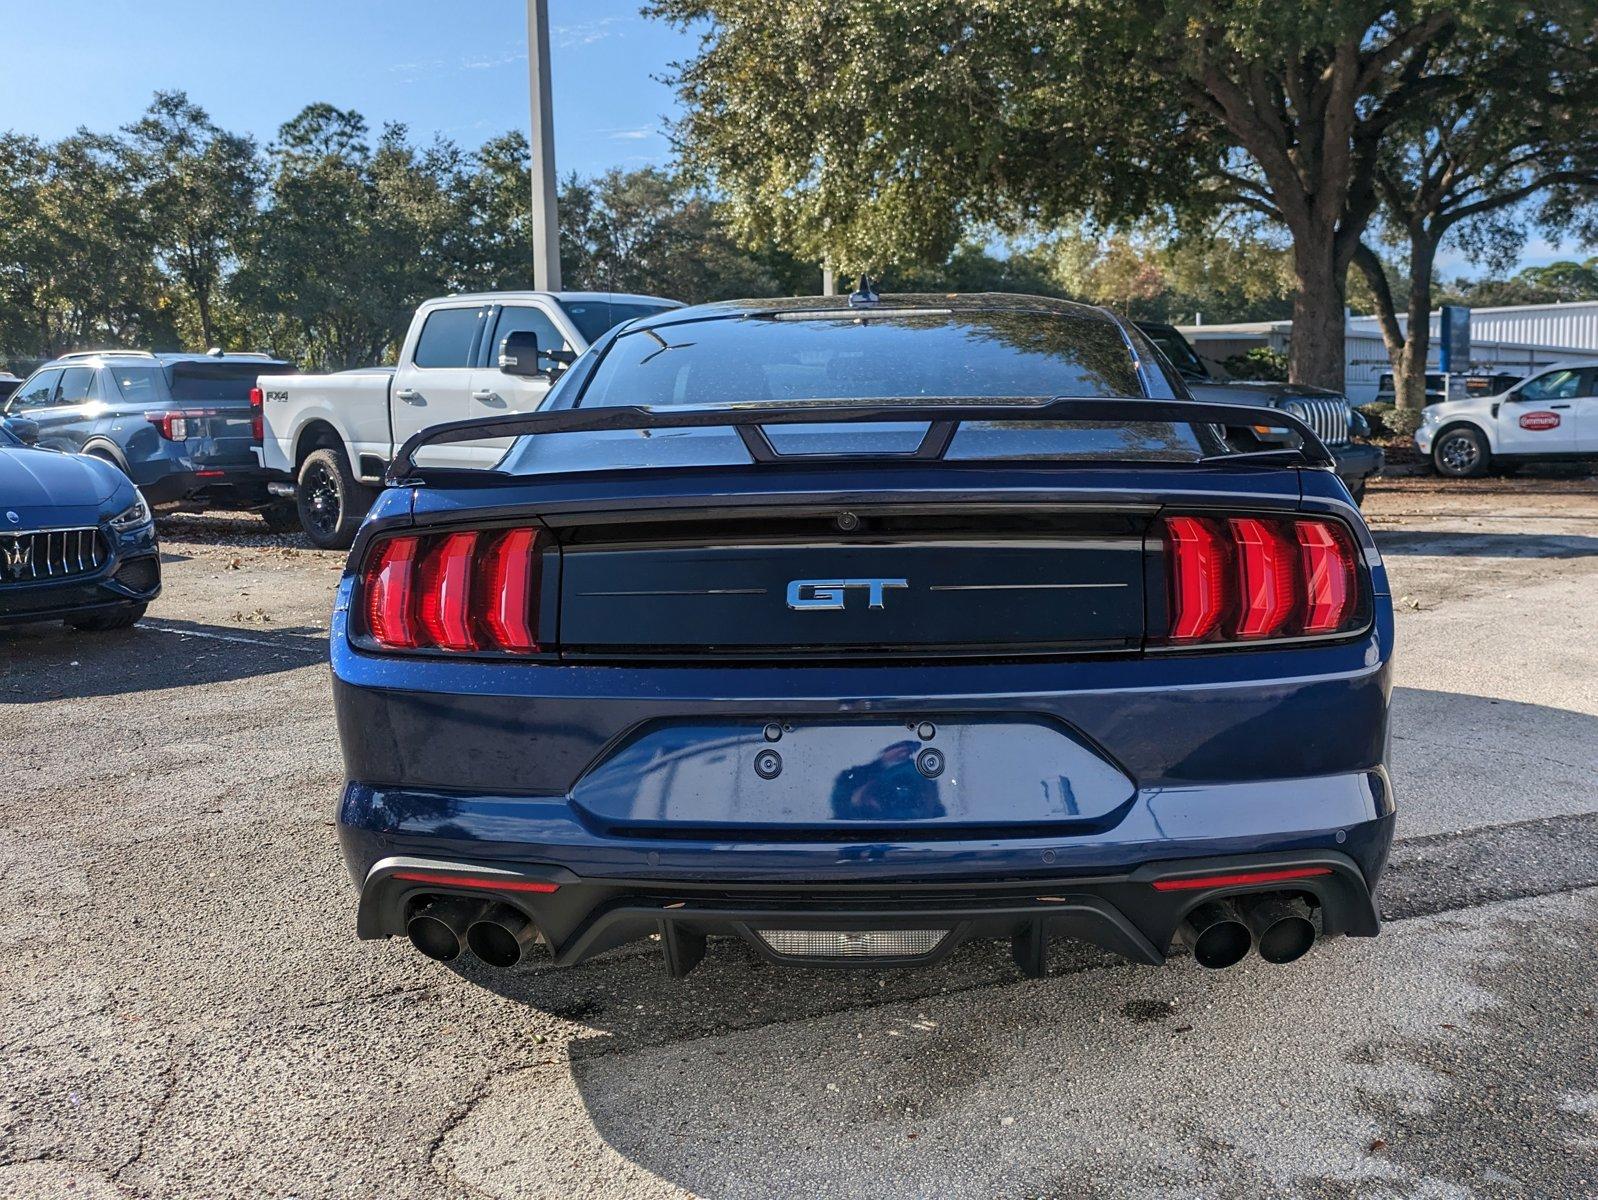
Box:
137;460;278;507
348;838;1388;973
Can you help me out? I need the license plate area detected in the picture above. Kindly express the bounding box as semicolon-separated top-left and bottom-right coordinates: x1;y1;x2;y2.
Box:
569;716;1136;835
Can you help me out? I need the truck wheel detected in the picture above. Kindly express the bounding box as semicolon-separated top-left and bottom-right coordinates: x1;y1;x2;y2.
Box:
297;448;374;550
1432;426;1490;478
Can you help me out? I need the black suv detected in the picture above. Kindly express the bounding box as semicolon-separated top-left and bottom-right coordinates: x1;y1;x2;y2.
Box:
1137;323;1383;503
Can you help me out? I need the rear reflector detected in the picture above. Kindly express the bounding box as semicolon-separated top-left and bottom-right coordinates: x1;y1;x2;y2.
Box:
392;869;559;894
1160;514;1361;644
359;527;546;654
1151;866;1332;892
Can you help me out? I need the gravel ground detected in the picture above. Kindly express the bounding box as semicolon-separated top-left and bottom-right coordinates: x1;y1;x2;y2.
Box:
2;472;1596;1200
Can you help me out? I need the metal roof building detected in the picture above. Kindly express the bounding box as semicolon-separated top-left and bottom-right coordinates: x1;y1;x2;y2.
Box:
1179;301;1598;404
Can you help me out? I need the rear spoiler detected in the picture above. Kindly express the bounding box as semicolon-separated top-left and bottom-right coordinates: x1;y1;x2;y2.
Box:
386;397;1333;486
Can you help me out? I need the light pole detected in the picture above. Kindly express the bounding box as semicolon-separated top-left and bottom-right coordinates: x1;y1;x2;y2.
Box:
527;0;561;291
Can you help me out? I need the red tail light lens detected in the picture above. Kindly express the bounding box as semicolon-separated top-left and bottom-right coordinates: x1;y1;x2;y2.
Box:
248;386;264;442
476;528;542;652
1228;517;1296;638
359;527;546;654
1164;515;1228;641
1160;514;1363;645
416;532;480;651
364;536;422;649
1295;519;1356;633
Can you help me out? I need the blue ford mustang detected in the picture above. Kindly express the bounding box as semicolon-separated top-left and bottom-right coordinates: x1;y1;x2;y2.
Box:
0;418;160;630
332;294;1394;979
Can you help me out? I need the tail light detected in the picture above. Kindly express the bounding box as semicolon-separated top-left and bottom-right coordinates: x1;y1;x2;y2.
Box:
358;527;547;654
1159;514;1362;645
145;409;219;441
248;386;264;442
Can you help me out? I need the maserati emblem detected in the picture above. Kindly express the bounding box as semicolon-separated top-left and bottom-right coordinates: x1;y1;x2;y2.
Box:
4;511;17;524
786;578;907;611
1;536;33;579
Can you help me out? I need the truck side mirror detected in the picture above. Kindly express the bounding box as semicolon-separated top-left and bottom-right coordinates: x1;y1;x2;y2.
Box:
499;330;546;378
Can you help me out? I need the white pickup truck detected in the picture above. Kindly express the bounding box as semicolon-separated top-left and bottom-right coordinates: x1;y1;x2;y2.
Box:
256;290;679;547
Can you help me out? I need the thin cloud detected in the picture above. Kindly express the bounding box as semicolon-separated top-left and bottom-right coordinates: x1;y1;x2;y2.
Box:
554;15;627;47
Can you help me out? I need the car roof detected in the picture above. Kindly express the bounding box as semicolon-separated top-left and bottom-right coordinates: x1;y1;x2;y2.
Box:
40;351;290;368
622;292;1121;334
420;291;683;309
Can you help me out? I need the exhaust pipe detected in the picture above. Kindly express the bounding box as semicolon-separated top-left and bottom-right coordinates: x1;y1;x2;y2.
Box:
467;907;540;969
1178;900;1252;969
406;897;490;962
1238;894;1316;965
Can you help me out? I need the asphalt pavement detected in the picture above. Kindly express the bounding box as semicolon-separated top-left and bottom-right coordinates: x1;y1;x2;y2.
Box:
2;475;1596;1200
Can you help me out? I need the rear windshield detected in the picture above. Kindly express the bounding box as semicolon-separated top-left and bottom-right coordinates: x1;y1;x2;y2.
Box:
579;310;1146;408
491;308;1228;473
558;300;677;344
111;362;289;404
169;362;283;403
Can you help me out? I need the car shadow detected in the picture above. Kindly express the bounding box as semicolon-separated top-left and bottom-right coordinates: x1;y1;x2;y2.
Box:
0;616;324;702
417;685;1598;1197
1375;529;1598;557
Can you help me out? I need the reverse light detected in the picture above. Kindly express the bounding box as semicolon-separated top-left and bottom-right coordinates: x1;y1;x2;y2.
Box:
1160;514;1363;644
359;527;546;654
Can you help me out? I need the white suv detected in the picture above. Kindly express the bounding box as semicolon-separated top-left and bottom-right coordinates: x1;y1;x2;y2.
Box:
1416;360;1598;477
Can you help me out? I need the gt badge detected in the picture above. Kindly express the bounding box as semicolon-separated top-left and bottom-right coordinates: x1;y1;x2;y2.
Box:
786;578;907;611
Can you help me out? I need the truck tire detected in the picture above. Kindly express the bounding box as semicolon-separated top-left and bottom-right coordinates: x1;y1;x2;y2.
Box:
297;448;375;550
1432;425;1490;478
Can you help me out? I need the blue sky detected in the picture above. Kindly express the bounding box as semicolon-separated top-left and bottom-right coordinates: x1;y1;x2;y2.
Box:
0;0;691;178
0;1;1582;276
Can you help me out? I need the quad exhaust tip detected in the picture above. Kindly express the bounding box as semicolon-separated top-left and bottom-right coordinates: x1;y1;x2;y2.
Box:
1179;899;1252;969
467;907;541;969
1238;893;1316;965
406;897;491;962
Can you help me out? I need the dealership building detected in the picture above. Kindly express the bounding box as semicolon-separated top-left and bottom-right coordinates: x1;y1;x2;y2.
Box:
1178;300;1598;404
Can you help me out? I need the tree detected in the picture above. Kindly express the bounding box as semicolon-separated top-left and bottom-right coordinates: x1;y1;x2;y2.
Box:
122;92;260;349
0;131;172;361
653;0;1584;390
234;106;457;368
1351;19;1598;410
558;167;813;302
1442;258;1598;307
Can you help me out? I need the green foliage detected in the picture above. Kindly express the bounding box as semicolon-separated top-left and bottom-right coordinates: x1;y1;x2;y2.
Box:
1222;347;1289;382
1357;402;1396;435
1440;257;1598;308
1385;407;1424;438
0;94;818;368
651;0;1594;389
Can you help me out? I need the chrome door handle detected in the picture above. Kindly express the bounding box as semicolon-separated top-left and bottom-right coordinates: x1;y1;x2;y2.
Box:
396;389;422;403
471;389;495;401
